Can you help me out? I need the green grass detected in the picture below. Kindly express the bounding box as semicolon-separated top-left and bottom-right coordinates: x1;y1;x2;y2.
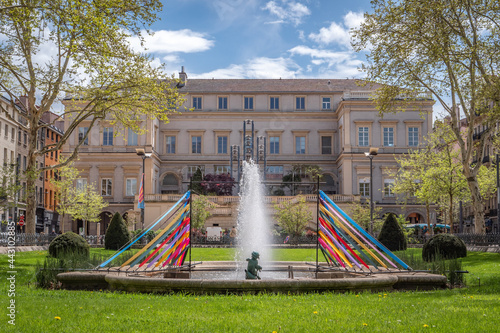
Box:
1;248;499;332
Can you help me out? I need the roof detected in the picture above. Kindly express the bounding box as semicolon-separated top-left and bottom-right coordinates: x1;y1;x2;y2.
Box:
177;79;378;94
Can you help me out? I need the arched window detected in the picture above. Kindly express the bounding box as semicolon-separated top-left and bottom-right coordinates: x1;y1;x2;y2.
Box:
161;174;179;194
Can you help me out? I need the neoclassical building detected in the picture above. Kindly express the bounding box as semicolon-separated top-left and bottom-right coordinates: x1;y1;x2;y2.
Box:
62;69;435;234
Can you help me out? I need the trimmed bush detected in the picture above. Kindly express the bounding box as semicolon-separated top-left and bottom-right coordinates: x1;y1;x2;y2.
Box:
422;233;467;262
105;212;131;250
378;213;407;251
48;232;90;259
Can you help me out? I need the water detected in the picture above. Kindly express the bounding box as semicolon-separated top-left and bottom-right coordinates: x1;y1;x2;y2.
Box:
235;161;271;275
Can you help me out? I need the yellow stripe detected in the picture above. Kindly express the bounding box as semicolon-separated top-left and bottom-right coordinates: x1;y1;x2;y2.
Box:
320;205;387;268
121;205;190;268
155;231;190;267
319;230;352;267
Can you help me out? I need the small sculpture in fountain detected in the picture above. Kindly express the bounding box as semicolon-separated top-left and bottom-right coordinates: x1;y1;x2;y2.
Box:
245;251;262;280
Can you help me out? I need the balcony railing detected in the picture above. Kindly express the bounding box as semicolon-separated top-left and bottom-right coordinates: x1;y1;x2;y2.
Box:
342;91;432;101
142;194;358;204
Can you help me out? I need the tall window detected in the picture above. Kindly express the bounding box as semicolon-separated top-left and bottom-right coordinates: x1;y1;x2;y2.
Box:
269;136;280;154
322;97;331;110
187;166;205;178
126;178;137;196
358;127;369;147
166;136;176;154
359;180;370;197
408;127;419;146
101;178;112;196
218;97;228;110
383;127;394;147
103;127;113;146
295;136;306;154
384;179;395;197
78;127;88;145
76;178;87;192
192;97;202;110
127;128;138;146
217;136;228;154
270;97;279;110
321;136;332;154
191;136;202;154
244;97;254;110
296;97;305;110
214;165;230;175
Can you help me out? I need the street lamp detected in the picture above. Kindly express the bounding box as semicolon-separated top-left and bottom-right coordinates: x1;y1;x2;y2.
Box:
136;148;152;231
364;147;379;234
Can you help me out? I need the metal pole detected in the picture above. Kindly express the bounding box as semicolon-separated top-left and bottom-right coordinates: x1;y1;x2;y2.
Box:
316;176;320;278
459;201;463;233
256;137;259;164
189;177;192;272
369;156;373;234
497;154;500;232
141;156;145;231
251;120;254;161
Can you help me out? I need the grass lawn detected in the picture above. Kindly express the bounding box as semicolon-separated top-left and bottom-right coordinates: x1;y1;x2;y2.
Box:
1;248;499;332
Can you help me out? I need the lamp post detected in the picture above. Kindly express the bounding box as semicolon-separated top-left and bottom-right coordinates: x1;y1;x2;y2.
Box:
364;147;379;234
497;154;499;232
136;148;151;231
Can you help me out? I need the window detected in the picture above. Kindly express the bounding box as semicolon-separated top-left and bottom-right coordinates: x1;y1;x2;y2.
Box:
103;127;113;146
191;136;202;154
166;136;176;154
101;178;112;196
11;128;15;141
126;178;137;197
408;127;419;146
269;136;280;154
76;178;87;192
78;127;88;145
296;96;305;110
359;180;370;197
187;166;205;178
321;136;332;154
358;127;369;147
23;156;26;171
244;96;254;110
4;124;7;137
270;97;279;110
322;97;331;110
383;127;394;147
384;179;395;197
266;166;283;179
295;136;306;154
23;132;27;145
192;97;202;110
127;128;138;146
217;136;228;154
18;130;21;143
214;165;230;175
218;97;228;110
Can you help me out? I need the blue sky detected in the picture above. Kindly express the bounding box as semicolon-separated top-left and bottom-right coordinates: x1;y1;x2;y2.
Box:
132;0;373;79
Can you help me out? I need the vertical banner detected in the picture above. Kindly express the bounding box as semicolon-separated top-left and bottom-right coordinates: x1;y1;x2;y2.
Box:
138;173;145;209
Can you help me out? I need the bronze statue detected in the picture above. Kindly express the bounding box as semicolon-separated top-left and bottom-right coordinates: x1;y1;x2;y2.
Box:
245;251;262;280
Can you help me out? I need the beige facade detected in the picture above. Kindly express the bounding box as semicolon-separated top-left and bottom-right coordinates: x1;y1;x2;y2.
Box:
62;70;435;234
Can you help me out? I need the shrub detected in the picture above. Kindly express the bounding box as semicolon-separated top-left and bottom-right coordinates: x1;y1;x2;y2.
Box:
378;213;407;251
48;232;90;259
422;234;467;262
105;212;131;250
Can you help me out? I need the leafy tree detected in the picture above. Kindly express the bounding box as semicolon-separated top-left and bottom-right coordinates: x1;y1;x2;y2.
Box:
68;183;108;235
347;199;383;234
105;212;130;250
189;168;204;194
352;0;500;233
0;0;186;233
191;195;212;230
0;163;22;220
201;173;235;196
50;157;79;233
274;196;312;237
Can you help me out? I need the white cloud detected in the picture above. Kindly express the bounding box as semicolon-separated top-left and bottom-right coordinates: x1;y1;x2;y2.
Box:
263;1;311;26
192;57;301;79
128;29;214;54
308;11;364;48
289;45;352;63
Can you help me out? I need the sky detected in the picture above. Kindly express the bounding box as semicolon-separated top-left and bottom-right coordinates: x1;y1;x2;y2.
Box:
134;0;372;80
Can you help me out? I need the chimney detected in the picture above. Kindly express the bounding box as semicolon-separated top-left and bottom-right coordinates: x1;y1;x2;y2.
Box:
17;96;29;110
178;66;187;87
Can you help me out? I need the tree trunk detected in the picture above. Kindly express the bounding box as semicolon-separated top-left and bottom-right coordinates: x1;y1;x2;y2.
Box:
469;183;485;234
25;128;39;234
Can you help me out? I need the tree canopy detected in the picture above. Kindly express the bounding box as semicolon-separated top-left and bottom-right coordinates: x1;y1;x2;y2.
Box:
353;0;500;233
0;0;186;233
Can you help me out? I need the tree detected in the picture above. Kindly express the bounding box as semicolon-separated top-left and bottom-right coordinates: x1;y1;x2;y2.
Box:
189;168;204;194
191;195;212;230
378;213;407;251
105;212;130;250
0;163;22;221
274;196;312;238
348;199;383;234
0;1;186;233
50;157;79;233
200;173;235;196
352;0;500;233
68;183;108;236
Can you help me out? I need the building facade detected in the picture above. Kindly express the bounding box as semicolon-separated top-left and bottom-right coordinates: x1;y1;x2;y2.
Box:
62;69;435;234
